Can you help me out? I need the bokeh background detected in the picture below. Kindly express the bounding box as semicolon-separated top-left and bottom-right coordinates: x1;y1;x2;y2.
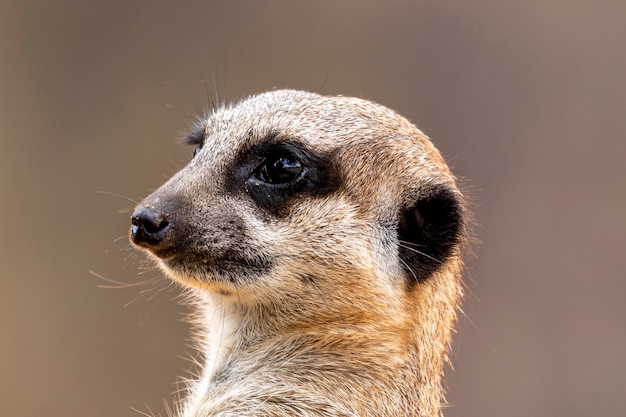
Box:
1;1;624;416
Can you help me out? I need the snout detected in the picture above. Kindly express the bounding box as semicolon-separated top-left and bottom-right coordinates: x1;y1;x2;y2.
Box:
130;205;172;251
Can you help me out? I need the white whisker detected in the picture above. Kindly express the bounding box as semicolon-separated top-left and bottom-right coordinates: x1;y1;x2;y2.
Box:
97;190;140;205
398;241;442;264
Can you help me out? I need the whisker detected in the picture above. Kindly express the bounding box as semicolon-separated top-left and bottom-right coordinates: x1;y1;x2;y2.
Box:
317;64;333;94
97;190;140;205
397;239;428;248
398;257;418;281
124;293;148;308
137;310;152;326
114;234;129;243
398;241;441;264
130;406;155;417
90;270;157;289
202;75;214;112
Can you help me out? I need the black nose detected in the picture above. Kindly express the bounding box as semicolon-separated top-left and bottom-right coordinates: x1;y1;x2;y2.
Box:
130;206;170;248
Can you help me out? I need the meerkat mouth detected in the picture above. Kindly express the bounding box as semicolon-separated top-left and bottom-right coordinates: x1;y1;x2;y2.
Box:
167;253;272;276
153;250;274;286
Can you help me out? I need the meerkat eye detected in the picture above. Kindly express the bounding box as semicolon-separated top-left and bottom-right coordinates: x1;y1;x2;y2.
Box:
193;145;202;158
237;141;339;216
259;154;303;184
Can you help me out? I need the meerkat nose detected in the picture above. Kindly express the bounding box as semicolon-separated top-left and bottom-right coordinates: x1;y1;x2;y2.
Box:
130;205;171;248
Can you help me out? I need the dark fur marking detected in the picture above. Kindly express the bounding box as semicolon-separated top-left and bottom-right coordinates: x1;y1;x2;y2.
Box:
225;133;341;217
182;128;205;146
398;186;463;283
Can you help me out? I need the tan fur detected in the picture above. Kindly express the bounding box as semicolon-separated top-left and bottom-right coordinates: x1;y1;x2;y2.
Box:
130;90;469;416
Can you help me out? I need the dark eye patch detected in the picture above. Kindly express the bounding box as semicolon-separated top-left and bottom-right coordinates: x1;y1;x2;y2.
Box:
226;133;340;217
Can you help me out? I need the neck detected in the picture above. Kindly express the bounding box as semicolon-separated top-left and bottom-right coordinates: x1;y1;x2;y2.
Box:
181;261;462;417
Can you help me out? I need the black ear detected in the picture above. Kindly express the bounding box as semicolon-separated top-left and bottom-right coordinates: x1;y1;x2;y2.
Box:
397;186;464;282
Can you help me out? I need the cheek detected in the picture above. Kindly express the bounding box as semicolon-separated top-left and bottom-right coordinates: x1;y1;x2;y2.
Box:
369;224;402;282
267;198;374;269
235;209;282;256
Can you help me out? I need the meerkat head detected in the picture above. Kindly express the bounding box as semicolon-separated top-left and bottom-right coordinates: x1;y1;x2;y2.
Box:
130;89;465;319
130;90;468;415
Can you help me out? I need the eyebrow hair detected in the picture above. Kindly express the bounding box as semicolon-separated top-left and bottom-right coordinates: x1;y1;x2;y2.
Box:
235;129;280;160
181;128;205;146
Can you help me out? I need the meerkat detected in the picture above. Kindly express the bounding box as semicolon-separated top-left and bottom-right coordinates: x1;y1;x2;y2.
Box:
130;90;469;417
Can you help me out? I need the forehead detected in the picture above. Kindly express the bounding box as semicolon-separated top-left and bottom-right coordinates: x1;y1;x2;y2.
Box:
183;90;445;194
195;91;407;154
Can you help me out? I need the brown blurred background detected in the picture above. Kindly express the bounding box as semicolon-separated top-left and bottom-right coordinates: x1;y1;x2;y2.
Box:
1;1;624;416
